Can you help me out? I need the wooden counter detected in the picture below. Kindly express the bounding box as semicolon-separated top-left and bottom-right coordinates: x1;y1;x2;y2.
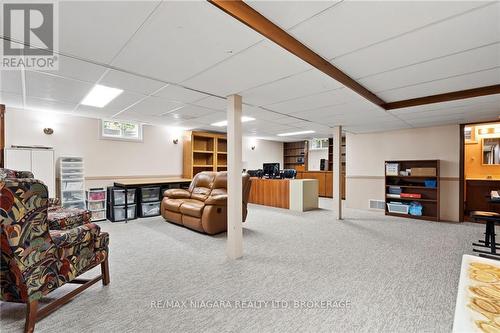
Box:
465;179;500;214
296;171;346;198
248;178;290;209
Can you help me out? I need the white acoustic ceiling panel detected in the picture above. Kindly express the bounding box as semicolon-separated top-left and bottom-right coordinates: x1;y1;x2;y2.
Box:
0;70;22;95
99;70;166;96
245;0;340;30
112;1;263;83
26;71;93;104
266;87;361;114
241;68;343;106
75;91;144;118
0;92;24;109
59;1;161;64
25;97;77;114
153;85;208;104
289;0;486;60
123;96;185;116
359;43;500;94
192;96;227;111
182;40;311;96
333;2;500;79
379;67;500;102
37;54;107;83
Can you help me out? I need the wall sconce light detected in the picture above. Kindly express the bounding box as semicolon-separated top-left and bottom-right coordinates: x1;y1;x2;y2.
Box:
251;146;256;150
43;128;54;135
173;138;179;144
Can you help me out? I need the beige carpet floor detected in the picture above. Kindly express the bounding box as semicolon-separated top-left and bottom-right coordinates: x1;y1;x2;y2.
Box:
0;199;484;332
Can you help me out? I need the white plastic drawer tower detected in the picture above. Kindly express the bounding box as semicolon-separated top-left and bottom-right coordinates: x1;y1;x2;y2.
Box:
58;156;86;209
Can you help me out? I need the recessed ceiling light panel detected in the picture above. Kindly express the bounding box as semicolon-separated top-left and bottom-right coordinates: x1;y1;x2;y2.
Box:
211;116;255;127
277;130;315;137
81;84;123;108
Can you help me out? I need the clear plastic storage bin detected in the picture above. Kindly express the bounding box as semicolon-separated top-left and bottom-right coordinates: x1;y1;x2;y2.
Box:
91;210;106;221
140;187;160;202
140;202;160;217
88;201;105;210
110;188;136;205
110;205;137;221
387;202;410;214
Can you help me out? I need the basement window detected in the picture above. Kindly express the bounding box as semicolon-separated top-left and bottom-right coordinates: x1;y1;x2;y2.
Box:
310;138;329;150
101;120;143;142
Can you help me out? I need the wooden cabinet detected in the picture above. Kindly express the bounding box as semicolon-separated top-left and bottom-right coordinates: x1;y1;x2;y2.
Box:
183;131;226;178
296;171;332;197
5;148;55;197
248;178;290;209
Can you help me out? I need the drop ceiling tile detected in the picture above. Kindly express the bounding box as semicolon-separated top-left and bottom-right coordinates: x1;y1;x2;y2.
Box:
241;68;343;106
190;111;227;125
25;97;77;113
290;1;486;60
245;1;339;30
75;91;144;117
161;104;217;119
192;96;227;111
378;67;500;102
59;1;161;63
36;54;107;83
182;40;311;96
99;70;166;95
359;43;500;93
26;71;93;104
266;87;361;114
0;92;24;109
0;70;22;94
154;85;208;103
242;106;285;121
112;1;262;83
125;96;184;116
333;3;500;78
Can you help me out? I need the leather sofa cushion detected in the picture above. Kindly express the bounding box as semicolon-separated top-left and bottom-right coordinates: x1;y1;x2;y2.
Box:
163;198;185;213
179;199;205;218
191;187;211;201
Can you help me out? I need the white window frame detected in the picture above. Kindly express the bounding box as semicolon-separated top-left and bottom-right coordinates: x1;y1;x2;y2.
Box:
309;138;329;150
100;119;143;142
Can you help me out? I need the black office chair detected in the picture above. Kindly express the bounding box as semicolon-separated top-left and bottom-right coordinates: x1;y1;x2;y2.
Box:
247;169;264;178
282;169;297;179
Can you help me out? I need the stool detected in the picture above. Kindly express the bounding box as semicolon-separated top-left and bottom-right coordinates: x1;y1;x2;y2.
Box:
471;211;500;259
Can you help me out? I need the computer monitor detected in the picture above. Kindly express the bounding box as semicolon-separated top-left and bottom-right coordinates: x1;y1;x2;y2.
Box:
263;163;280;178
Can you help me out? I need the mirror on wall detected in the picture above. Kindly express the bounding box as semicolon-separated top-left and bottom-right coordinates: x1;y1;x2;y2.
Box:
482;138;500;165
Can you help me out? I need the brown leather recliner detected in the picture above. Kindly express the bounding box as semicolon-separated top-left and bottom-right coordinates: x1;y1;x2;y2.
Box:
161;171;251;235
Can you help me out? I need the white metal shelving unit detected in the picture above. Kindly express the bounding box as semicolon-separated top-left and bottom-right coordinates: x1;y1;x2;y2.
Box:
86;188;107;222
58;156;86;209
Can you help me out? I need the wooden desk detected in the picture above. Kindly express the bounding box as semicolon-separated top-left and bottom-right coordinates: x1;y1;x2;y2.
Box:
248;178;319;211
113;177;191;222
114;177;192;187
465;179;500;215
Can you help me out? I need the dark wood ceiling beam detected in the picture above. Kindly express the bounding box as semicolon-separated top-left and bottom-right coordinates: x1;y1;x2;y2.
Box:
208;0;386;107
209;0;500;111
382;85;500;110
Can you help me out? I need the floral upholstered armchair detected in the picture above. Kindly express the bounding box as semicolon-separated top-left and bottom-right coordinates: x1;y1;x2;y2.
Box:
0;169;110;333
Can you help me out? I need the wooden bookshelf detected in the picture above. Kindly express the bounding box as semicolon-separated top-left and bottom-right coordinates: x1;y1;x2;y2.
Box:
183;131;227;178
283;141;307;170
385;160;440;222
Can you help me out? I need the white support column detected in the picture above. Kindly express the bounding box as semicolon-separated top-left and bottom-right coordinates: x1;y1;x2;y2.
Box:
226;94;243;259
333;126;343;220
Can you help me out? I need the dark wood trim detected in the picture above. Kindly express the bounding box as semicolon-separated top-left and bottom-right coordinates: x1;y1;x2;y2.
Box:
22;258;110;332
383;85;500;110
0;104;5;168
459;124;465;222
36;275;103;321
207;0;386;107
25;300;38;333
